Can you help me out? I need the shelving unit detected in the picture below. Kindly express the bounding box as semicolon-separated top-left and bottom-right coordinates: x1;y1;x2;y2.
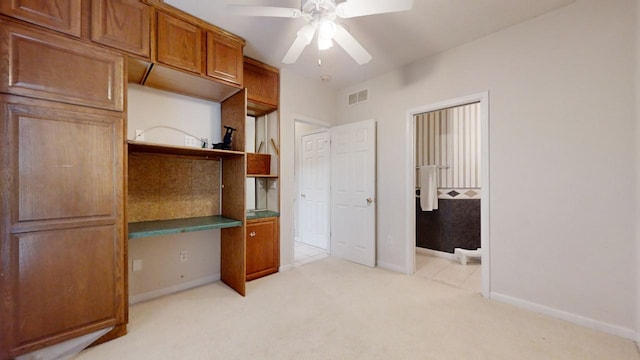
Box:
128;140;244;158
127;89;248;296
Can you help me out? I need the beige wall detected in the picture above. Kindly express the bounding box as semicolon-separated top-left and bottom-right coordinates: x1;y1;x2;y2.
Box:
129;231;220;302
635;0;640;343
336;0;636;336
128;85;221;145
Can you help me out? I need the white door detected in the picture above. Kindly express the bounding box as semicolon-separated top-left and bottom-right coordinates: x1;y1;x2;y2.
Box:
331;119;376;267
300;131;330;250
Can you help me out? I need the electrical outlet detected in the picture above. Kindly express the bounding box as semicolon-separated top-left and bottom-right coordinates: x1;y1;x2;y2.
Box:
184;135;198;147
132;259;143;272
180;251;188;262
135;129;144;141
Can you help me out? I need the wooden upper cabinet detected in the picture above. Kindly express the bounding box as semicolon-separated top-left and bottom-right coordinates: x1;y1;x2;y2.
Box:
91;0;150;58
0;0;82;37
244;57;279;114
0;20;124;111
206;31;243;87
156;11;202;74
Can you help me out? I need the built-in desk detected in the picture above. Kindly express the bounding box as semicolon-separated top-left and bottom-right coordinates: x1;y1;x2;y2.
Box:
128;215;242;239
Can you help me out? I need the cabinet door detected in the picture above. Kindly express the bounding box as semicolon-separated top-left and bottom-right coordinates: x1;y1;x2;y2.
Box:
0;96;125;359
0;20;125;111
206;31;243;87
0;0;82;37
244;58;279;108
246;217;279;281
91;0;150;58
156;11;202;74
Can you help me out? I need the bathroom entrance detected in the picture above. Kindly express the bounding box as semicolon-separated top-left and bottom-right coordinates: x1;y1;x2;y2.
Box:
405;93;490;296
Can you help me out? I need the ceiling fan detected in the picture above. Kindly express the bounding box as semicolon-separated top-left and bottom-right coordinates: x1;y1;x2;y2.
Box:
226;0;414;65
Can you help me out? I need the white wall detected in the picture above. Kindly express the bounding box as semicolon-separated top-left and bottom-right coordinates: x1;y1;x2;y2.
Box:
127;85;223;301
280;70;337;268
336;0;637;337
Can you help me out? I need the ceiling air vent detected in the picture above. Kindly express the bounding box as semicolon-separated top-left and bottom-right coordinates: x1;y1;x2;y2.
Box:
348;89;368;105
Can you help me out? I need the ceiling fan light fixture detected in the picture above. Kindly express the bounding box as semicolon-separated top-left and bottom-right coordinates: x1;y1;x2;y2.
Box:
318;17;336;38
229;0;414;65
318;35;333;50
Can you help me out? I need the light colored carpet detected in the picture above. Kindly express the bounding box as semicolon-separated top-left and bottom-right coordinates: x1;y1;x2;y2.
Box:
77;257;639;360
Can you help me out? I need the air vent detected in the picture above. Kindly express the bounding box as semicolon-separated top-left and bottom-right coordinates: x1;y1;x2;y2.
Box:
348;89;368;105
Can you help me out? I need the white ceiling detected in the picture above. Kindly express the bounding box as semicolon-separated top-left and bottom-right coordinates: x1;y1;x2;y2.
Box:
165;0;575;89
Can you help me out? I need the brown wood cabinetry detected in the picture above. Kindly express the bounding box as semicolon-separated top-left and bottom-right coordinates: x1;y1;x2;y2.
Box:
246;217;279;281
91;0;150;58
0;95;125;359
244;57;279;116
141;3;245;102
0;19;125;111
207;31;243;86
0;0;82;37
155;10;202;74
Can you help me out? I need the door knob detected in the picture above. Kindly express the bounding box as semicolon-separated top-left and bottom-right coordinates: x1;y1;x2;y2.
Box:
249;231;256;237
301;193;306;198
366;198;374;204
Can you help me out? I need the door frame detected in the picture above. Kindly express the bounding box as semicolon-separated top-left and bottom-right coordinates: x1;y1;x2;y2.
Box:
404;92;490;297
299;129;331;250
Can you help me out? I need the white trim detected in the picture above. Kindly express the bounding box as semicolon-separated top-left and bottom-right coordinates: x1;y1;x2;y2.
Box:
293;113;332;128
491;292;637;341
377;260;406;273
405;92;490;299
129;274;220;304
279;264;294;272
415;247;457;261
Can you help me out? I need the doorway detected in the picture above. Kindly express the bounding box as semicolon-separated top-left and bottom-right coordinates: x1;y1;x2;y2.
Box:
293;118;378;268
294;119;331;266
405;92;490;297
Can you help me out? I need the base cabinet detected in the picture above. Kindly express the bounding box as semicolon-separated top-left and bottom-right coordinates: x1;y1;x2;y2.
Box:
246;217;279;281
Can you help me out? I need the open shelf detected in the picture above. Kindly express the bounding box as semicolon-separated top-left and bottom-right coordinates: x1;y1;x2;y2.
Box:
246;174;278;178
128;140;244;158
128;215;243;239
246;210;279;220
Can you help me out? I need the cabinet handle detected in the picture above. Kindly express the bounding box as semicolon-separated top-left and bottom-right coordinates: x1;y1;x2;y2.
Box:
249;231;256;237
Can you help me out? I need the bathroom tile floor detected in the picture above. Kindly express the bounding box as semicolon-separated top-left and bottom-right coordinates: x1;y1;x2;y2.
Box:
415;252;482;292
294;241;328;267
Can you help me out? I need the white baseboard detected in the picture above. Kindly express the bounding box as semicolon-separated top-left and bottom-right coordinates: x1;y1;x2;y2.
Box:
279;264;293;272
377;260;406;273
129;274;220;305
490;292;636;341
416;247;457;261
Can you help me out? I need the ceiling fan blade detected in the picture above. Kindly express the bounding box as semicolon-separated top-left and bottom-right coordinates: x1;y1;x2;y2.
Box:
336;0;413;18
333;25;372;65
282;24;316;64
225;5;302;18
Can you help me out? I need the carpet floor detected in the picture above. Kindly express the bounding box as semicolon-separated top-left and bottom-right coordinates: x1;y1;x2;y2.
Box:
77;256;639;359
